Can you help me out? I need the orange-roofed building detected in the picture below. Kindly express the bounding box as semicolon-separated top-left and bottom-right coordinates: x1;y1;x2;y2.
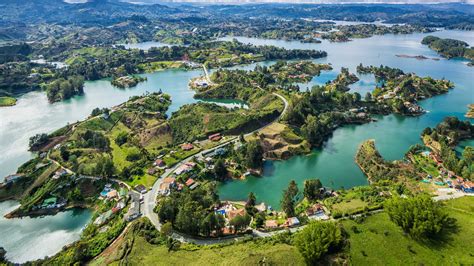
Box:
181;143;194;151
265;220;278;228
227;208;246;221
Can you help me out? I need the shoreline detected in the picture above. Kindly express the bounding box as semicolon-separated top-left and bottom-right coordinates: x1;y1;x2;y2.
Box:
4;203;91;219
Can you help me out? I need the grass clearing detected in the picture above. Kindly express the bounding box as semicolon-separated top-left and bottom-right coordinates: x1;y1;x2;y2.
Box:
127;173;157;188
330;198;368;214
93;234;304;266
342;196;474;265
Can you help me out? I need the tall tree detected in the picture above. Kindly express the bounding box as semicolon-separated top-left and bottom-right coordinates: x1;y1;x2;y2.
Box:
213;159;228;181
245;192;257;215
384;195;454;239
281;180;299;217
245;140;264;169
304;179;323;201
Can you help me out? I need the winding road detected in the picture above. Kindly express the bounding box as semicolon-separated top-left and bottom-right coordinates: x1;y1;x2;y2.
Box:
142;91;289;244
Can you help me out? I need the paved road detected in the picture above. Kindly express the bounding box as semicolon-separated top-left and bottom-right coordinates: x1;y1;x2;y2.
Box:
142;92;288;244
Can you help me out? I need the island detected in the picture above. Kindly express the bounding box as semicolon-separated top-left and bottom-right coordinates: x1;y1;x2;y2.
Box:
44;75;84;103
421;36;474;65
111;75;147;88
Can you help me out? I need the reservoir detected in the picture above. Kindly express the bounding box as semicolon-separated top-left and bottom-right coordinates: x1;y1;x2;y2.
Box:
0;29;472;261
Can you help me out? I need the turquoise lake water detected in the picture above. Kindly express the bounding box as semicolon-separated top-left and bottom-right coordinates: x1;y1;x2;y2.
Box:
0;201;91;263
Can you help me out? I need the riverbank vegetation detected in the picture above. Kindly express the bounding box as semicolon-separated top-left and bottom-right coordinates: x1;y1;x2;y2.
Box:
44;75;84;103
0;96;16;107
422;36;474;64
321;24;433;42
26;192;128;265
356;117;473;192
421;117;474;179
111;75;147;89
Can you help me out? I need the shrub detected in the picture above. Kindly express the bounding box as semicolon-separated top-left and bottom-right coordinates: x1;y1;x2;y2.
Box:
294;221;343;265
384;195;455;239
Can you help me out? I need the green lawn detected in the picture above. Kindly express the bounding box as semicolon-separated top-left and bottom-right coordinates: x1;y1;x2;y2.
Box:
342;196;474;265
330;198;368;215
0;96;17;107
94;235;304;266
127;173;157;188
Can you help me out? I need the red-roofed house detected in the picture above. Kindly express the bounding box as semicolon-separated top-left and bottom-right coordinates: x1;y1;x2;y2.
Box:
208;133;222;141
185;178;195;187
181;143;194;151
154;159;165;167
265;220;278;229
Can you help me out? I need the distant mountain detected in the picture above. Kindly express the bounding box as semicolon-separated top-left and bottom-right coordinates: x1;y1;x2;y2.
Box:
118;0;474;4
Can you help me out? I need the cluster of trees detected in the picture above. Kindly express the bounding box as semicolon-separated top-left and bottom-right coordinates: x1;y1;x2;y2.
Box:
90;107;110;117
384;195;455;239
281;178;325;217
303;178;324;201
294;221;343;264
0;43;32;63
156;184;227;236
285;85;367;147
357;64;404;81
422;36;474;61
242;140;264;169
29;133;50;150
0;247;6;263
114;131;129;147
322;24;432;42
44;75;84;103
213;159;228;181
77;130;109;151
422;117;474;178
281;180;300;217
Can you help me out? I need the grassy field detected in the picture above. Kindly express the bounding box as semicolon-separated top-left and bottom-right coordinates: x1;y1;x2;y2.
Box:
342;196;474;265
127;173;157;188
138;61;185;73
330;198;369;214
0;96;17;107
93;235;304;266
